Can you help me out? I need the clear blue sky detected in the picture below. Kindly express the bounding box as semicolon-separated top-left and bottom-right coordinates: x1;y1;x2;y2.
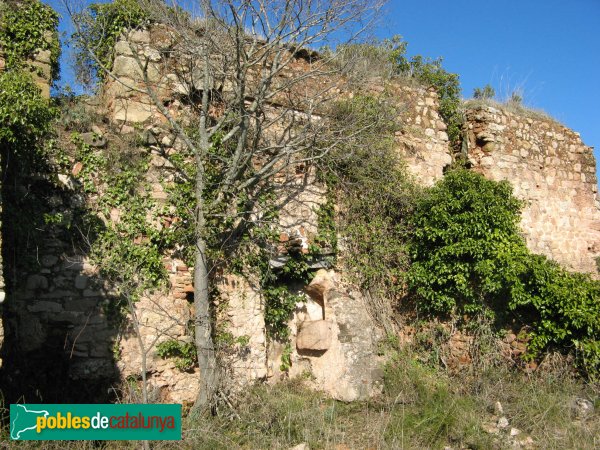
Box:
48;0;599;174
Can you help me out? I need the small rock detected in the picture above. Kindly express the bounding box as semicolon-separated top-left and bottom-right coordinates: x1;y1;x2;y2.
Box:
26;274;48;290
572;397;594;419
91;125;103;136
75;275;89;290
80;132;107;148
140;129;158;145
72;162;84;176
28;301;63;313
494;401;504;415
518;436;535;448
510;427;521;436
57;174;79;190
304;269;334;304
161;135;175;147
288;444;309;450
497;416;509;429
41;255;59;268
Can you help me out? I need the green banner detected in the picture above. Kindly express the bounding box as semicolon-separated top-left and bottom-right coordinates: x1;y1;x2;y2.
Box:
10;404;182;441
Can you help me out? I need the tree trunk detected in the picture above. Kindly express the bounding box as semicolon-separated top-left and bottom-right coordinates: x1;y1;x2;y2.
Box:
193;153;219;410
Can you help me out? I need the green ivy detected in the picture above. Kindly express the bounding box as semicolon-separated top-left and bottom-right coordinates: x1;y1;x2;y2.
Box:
408;168;600;378
408;169;525;316
69;133;167;312
508;253;600;379
0;0;60;79
73;0;150;85
322;95;419;303
0;70;56;149
156;339;197;372
402;56;462;146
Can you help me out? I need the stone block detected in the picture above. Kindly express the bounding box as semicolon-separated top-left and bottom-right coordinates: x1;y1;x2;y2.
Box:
304;269;334;305
26;274;48;290
41;255;59;267
296;320;332;351
27;301;63;313
113;100;155;123
74;275;89;290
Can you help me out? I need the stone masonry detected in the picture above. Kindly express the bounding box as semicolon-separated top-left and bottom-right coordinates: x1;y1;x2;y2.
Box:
465;104;600;273
3;15;600;404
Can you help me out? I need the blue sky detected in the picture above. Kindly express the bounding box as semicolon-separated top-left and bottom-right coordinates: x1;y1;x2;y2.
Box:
375;0;600;173
48;0;599;173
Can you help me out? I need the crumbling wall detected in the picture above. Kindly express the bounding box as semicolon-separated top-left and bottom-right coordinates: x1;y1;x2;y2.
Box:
465;104;600;273
390;83;453;185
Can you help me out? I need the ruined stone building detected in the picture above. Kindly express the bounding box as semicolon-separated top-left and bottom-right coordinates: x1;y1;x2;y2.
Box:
0;7;598;405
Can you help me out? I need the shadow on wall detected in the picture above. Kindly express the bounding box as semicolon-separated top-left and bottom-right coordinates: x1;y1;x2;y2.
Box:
0;145;119;404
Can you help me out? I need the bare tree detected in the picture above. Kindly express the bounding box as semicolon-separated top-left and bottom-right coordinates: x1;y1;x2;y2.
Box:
66;0;384;409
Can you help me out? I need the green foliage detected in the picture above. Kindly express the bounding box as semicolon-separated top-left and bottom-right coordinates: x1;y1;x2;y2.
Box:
70;134;167;306
0;70;56;149
0;0;60;79
280;342;293;371
404;55;462;145
473;84;495;100
156;339;198;372
74;0;150;85
508;254;600;378
334;36;463;146
408;169;525;316
264;284;304;341
408;168;600;378
324;95;419;302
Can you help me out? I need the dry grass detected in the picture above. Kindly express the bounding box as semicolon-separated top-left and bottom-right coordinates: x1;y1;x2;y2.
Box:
3;344;598;449
463;97;562;125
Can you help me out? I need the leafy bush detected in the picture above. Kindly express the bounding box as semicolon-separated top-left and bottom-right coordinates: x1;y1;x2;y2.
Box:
408;169;525;316
408;168;600;377
473;84;495;99
509;254;600;378
0;0;60;79
156;339;197;371
0;70;56;150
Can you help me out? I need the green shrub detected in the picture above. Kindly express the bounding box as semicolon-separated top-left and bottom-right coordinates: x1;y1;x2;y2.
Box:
156;339;197;371
408;168;600;377
408;169;526;316
0;70;56;151
509;254;600;378
473;84;495;100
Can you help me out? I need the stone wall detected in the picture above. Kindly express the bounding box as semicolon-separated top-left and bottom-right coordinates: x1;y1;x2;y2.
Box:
465;104;600;273
389;83;453;185
5;19;600;405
